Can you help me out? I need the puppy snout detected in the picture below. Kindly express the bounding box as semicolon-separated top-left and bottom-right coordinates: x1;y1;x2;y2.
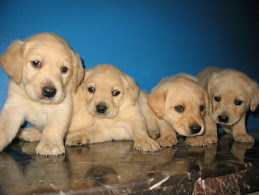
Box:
190;124;201;134
42;86;57;98
96;104;107;114
218;114;229;123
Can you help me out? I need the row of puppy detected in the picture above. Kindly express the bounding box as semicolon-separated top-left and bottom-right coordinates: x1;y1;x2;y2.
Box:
0;32;258;156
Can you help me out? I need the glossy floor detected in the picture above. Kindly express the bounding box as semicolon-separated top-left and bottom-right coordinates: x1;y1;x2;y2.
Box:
0;131;258;195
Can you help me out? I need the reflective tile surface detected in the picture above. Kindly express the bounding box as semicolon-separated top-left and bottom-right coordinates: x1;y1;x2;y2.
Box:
0;131;258;195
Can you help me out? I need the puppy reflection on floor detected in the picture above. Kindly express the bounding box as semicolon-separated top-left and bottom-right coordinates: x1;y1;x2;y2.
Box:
1;135;254;194
66;64;160;152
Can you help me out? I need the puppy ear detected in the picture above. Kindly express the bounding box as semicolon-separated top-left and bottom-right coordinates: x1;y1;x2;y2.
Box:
204;90;210;115
250;82;259;112
0;40;24;83
147;89;167;118
72;52;85;92
124;75;140;105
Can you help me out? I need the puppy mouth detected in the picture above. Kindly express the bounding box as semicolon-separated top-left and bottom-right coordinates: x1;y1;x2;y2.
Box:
25;84;64;104
175;124;204;137
89;103;118;118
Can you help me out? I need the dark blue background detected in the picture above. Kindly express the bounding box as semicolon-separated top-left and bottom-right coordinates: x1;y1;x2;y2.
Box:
0;0;258;128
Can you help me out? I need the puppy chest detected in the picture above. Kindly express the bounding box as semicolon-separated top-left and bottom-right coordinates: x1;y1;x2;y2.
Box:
25;109;51;129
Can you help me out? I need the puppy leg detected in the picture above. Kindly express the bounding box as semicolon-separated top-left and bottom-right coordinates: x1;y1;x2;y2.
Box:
36;110;70;156
232;115;255;143
204;113;218;143
132;118;160;152
17;127;41;142
0;104;26;152
156;119;178;147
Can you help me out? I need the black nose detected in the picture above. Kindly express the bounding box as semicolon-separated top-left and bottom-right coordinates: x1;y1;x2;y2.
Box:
96;104;107;114
190;124;201;134
218;114;229;123
42;86;57;98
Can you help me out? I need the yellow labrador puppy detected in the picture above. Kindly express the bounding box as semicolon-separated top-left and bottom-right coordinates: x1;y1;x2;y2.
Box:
66;64;160;152
147;73;209;146
197;66;259;143
0;32;84;155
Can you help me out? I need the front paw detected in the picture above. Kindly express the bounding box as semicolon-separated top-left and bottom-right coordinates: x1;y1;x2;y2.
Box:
36;141;65;156
65;133;89;146
234;134;255;143
134;137;160;152
156;136;178;147
18;127;41;142
185;136;208;147
205;135;218;144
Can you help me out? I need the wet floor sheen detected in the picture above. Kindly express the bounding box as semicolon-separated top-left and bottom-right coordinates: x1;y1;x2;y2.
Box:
0;131;258;195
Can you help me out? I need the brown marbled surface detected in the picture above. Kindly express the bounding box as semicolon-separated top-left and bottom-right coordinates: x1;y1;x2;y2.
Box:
0;131;258;195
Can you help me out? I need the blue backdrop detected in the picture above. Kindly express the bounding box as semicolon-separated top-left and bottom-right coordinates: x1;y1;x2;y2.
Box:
0;0;258;128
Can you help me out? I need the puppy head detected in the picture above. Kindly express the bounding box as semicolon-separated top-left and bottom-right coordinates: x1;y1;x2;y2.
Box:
82;64;139;118
148;75;208;137
0;32;84;104
208;69;259;126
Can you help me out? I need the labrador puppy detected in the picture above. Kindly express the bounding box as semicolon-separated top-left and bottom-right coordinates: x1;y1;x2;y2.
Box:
0;32;84;155
147;73;209;146
197;66;259;143
66;64;160;152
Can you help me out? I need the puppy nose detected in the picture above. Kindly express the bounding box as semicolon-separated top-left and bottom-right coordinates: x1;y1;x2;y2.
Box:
42;86;57;98
218;114;229;123
190;124;201;134
96;104;107;114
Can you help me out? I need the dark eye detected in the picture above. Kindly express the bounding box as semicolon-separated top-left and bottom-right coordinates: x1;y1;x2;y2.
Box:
200;105;205;112
60;66;68;73
31;61;41;68
234;99;243;106
214;96;221;102
112;90;120;96
88;87;95;93
175;105;184;113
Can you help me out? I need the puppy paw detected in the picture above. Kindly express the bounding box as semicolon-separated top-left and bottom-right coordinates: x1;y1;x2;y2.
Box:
156;136;178;147
36;141;65;156
18;127;41;142
205;136;218;144
65;134;89;146
234;134;255;143
134;138;160;152
185;136;208;147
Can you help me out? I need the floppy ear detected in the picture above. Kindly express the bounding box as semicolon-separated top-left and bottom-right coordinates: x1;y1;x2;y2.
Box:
147;89;167;118
72;52;85;92
250;81;259;112
0;40;24;83
204;90;210;115
124;75;140;105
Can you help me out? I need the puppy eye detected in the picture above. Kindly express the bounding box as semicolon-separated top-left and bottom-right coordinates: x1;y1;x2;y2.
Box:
60;66;69;73
175;105;184;113
200;105;205;112
214;96;221;102
31;61;41;68
88;87;95;93
112;90;120;96
234;99;243;106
